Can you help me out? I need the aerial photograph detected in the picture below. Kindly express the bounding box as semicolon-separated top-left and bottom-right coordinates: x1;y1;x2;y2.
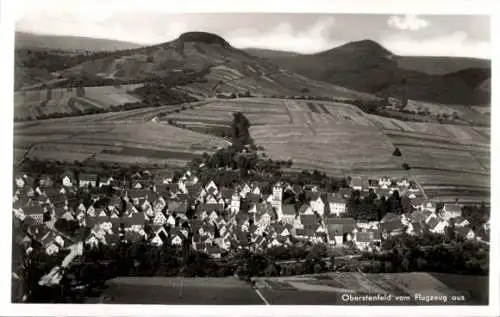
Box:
11;2;491;306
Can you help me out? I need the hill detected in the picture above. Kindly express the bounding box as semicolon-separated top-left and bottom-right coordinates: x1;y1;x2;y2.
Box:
243;48;301;60
246;40;490;105
15;32;143;52
395;55;491;75
27;32;374;100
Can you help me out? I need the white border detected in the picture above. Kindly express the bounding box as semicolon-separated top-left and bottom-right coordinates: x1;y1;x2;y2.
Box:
1;1;498;316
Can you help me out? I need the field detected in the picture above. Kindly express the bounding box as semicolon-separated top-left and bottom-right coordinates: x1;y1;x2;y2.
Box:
89;273;487;305
162;98;291;130
14;102;228;168
13;95;489;202
256;272;487;305
159;97;490;201
93;277;263;305
14;84;142;120
395;99;489;125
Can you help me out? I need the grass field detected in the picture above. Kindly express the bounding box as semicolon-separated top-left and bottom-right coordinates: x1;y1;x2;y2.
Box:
92;273;487;305
14;84;142;120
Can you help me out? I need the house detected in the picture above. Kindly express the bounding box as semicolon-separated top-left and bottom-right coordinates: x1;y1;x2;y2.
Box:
354;231;373;250
356;220;379;231
256;205;273;228
378;176;392;188
428;217;448;234
38;175;54;188
79;173;98;188
326;217;356;245
380;212;401;223
61;171;75;187
104;232;121;246
454;217;470;228
168;199;188;216
23;206;44;224
295;228;316;241
154;170;174;185
327;195;347;217
375;188;390;199
441;204;462;221
229;192;241;214
397;178;410;188
15;174;34;189
338;188;351;199
281;204;296;225
85;232;101;248
131;180;147;189
310;196;325;217
350;176;369;191
150;227;169;247
170;229;185;247
483;219;490;231
205;180;219;195
166;215;176;227
122;212;146;231
410;197;426;210
406;221;424;236
369;229;382;243
127;189;150;205
99;176;114;188
380;219;405;238
153;211;167;226
207;246;222;259
422;201;436;213
455;226;475;240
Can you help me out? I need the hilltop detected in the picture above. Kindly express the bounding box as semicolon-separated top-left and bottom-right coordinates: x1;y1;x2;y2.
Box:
245;40;490;105
16;31;374;100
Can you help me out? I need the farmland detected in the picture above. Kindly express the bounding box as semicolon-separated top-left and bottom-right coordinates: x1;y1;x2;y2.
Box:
89;273;486;305
158;97;489;202
91;277;263;305
14;84;142;120
14;103;228;168
13;95;489;202
255;272;487;305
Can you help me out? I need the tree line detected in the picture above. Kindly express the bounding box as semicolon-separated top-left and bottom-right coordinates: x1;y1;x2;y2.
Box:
359;231;489;276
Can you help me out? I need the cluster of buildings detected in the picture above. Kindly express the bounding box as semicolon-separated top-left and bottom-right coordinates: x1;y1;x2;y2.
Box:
12;170;488;259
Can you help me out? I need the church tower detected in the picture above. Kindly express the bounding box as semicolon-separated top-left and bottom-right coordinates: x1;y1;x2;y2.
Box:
271;182;283;217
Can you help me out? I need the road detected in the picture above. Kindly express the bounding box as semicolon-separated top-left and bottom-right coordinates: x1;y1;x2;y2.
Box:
274;254;361;265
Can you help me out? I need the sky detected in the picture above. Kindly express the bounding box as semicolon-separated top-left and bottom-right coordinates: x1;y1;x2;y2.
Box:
14;0;491;58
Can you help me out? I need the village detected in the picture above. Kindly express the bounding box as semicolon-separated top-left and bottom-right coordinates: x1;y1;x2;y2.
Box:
12;167;491;261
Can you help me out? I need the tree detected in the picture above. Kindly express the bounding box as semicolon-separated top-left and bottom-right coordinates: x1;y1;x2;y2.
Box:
402;163;411;170
392;147;402;156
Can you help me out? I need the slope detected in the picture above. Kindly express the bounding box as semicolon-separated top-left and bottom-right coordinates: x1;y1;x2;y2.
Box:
246;40;490;105
57;32;374;100
15;32;143;52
